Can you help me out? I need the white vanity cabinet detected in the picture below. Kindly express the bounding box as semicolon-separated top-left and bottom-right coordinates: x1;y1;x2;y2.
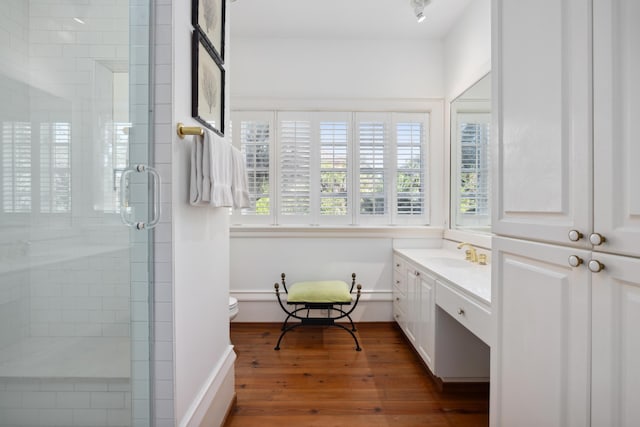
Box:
493;0;640;425
393;250;490;383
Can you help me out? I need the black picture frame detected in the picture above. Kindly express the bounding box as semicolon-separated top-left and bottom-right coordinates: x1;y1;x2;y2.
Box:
192;0;225;63
192;30;225;136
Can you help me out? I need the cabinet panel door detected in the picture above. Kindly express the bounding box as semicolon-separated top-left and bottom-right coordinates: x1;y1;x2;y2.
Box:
591;253;640;427
416;270;435;370
593;0;640;257
491;237;590;427
492;0;591;245
405;268;418;344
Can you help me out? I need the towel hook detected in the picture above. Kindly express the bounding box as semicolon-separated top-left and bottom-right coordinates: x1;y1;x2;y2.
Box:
176;122;204;139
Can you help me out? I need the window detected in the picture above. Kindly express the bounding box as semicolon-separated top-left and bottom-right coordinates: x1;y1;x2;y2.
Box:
232;110;429;226
452;112;490;229
2;120;72;214
2;121;32;213
40;122;71;213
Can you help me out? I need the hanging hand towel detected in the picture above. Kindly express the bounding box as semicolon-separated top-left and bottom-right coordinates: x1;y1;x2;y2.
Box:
231;146;250;209
189;132;205;205
208;130;234;207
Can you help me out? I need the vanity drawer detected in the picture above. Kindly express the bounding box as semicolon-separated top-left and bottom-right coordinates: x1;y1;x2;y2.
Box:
393;256;404;273
436;280;491;345
393;256;407;295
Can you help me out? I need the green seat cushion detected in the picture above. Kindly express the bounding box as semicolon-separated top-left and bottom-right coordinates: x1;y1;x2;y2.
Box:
287;280;352;303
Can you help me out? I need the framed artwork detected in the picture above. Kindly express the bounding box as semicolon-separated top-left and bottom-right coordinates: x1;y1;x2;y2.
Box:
192;30;225;136
192;0;225;62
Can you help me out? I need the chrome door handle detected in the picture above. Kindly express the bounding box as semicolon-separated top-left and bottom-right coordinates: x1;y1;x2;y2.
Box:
119;164;161;230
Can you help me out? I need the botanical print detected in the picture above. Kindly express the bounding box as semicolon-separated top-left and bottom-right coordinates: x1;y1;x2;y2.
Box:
198;0;223;59
197;42;222;131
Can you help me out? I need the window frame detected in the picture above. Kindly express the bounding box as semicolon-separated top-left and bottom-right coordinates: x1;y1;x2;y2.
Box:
450;102;491;232
230;99;443;229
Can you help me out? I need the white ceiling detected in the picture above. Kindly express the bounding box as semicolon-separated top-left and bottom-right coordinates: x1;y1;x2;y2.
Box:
229;0;473;40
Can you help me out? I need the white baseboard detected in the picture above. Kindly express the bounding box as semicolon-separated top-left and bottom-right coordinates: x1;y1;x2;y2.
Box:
179;345;236;427
230;290;393;322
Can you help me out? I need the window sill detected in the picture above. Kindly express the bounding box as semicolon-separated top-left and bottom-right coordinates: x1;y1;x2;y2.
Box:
230;225;445;239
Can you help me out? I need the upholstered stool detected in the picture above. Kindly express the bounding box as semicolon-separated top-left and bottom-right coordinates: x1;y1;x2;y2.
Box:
274;273;362;351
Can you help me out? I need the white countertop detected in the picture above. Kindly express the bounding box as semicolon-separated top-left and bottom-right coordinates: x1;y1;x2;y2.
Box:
394;248;491;306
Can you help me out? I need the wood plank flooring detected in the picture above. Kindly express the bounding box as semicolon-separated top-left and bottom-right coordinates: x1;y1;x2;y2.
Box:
225;322;489;427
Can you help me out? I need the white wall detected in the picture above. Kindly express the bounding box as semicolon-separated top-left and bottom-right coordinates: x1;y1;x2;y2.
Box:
230;234;444;322
171;1;235;426
443;0;492;101
231;237;395;322
228;25;449;324
228;2;493;322
442;0;492;248
230;37;444;99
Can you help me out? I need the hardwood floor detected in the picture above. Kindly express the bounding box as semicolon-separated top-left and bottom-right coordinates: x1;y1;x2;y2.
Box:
225;322;489;427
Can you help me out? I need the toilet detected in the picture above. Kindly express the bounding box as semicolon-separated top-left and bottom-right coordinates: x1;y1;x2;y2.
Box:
229;297;239;321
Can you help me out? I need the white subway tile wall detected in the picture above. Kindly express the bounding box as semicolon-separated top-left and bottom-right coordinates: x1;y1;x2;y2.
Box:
0;0;165;424
152;0;175;425
0;378;131;427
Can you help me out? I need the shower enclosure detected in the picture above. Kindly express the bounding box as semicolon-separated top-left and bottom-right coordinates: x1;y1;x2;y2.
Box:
0;1;154;425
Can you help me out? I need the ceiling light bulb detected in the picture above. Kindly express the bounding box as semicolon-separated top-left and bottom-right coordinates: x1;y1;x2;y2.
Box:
410;0;430;23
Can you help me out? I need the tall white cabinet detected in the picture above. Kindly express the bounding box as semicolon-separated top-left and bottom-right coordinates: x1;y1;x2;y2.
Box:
492;0;640;426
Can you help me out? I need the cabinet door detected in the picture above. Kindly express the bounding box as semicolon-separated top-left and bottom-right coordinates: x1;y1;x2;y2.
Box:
593;0;640;257
492;0;591;245
405;268;419;344
491;237;590;427
591;253;640;427
416;270;435;370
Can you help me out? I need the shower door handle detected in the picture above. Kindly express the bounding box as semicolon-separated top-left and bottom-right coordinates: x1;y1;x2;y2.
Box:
120;164;161;230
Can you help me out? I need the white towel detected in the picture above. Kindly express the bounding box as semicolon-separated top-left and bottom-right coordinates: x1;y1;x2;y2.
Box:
208;131;234;207
231;146;250;209
189;132;205;205
189;129;250;208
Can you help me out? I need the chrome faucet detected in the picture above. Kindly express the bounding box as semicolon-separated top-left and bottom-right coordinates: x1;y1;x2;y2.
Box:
457;242;478;263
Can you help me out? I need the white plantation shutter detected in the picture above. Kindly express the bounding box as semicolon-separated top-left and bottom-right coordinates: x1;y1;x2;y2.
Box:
231;109;431;226
318;113;350;223
279;113;312;220
230;111;275;224
40;122;71;213
240;117;271;215
455;112;490;228
357;113;390;224
2;121;32;213
102;122;129;213
394;113;428;225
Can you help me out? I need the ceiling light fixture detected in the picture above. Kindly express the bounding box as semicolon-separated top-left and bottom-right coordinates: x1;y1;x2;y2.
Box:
410;0;431;23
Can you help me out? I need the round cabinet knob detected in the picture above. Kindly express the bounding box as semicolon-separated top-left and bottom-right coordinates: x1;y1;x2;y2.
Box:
568;230;583;242
415;271;420;276
457;308;465;316
568;255;583;267
588;260;605;273
589;233;606;246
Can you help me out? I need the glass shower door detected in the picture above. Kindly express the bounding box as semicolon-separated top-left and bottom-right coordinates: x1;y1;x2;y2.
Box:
0;1;153;426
